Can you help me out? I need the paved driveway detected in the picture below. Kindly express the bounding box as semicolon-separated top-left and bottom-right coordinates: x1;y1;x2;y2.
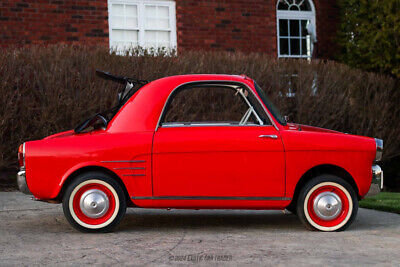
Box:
0;192;399;266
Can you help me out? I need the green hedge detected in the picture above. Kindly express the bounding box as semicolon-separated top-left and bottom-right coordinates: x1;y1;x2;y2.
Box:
0;45;399;185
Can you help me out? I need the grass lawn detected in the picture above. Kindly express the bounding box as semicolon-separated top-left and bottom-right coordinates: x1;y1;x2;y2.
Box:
360;192;400;214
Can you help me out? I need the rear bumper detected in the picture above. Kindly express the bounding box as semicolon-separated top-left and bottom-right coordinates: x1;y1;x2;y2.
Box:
17;168;32;195
365;165;383;197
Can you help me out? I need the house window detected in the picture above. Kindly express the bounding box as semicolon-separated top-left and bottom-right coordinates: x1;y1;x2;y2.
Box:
276;0;316;58
108;0;177;53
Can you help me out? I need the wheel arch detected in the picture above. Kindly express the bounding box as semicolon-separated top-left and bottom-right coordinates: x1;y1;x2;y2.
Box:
55;165;131;205
289;164;360;208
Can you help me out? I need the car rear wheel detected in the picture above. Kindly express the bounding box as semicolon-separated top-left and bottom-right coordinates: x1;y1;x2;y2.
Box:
296;175;358;232
62;172;126;233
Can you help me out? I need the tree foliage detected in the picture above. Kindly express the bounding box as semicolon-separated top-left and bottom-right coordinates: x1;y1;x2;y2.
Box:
337;0;400;78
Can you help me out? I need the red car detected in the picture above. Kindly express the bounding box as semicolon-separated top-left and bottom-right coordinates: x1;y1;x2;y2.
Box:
17;72;383;232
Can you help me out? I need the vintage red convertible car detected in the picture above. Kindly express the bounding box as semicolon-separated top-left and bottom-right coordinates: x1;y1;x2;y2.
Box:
17;72;383;232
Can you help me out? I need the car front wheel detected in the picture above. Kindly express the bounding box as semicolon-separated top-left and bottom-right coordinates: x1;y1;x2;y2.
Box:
297;175;358;232
62;172;127;233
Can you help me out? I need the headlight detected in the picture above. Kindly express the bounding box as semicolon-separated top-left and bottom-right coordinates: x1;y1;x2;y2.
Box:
374;138;383;161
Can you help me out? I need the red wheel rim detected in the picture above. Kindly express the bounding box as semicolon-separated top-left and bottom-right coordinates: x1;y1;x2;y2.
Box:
307;185;350;228
72;183;116;225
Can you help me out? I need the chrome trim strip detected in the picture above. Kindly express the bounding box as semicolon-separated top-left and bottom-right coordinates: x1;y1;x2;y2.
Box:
101;160;145;163
155;80;279;131
113;167;145;170
162;122;260;127
123;174;146;177
131;196;291;200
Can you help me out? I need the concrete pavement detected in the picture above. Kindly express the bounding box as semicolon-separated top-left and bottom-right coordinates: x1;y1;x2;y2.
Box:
0;192;399;266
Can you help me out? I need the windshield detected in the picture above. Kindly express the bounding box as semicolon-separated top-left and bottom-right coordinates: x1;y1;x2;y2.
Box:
254;82;287;126
74;71;149;134
104;81;147;121
95;70;149;121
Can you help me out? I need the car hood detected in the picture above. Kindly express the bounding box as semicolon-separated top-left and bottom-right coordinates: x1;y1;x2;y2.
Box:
287;123;343;134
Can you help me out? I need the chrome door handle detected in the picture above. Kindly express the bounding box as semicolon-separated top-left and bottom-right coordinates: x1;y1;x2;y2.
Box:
259;134;278;139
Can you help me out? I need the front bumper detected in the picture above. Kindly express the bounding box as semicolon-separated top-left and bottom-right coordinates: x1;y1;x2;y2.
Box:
366;165;383;197
17;168;32;195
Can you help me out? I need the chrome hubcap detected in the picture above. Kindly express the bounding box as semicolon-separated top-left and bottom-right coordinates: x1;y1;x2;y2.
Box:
79;189;109;218
313;192;342;220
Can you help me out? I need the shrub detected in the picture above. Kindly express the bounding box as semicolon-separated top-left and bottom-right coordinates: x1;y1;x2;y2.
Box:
0;45;399;186
337;0;400;78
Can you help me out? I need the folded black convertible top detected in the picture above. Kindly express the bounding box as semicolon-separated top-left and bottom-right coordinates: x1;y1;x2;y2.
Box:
95;70;148;85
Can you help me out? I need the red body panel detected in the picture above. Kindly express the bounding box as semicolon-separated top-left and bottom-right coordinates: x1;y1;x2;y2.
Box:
281;129;375;197
23;74;377;209
26;131;154;199
153;126;285;197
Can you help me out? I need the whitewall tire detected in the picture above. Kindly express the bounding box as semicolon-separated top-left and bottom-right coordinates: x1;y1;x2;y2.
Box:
62;172;127;233
297;175;358;232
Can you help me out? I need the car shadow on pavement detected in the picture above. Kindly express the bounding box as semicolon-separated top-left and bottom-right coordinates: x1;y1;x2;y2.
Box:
4;205;397;233
118;210;304;232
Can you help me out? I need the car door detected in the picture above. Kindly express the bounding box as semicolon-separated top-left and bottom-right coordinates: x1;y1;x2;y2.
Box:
152;83;285;198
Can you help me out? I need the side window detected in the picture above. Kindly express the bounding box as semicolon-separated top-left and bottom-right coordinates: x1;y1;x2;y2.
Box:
161;85;268;126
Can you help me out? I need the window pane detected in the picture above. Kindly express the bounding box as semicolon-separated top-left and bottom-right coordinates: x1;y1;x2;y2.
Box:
163;86;252;124
145;31;157;42
289;20;300;37
144;31;157;47
112;17;124;28
158;18;170;29
145;5;156;17
276;1;315;58
157;31;170;42
111;30;138;49
290;38;300;55
279;38;289;55
125;30;138;42
299;0;312;11
277;0;311;11
144;31;171;48
301;20;309;37
301;38;308;55
279;19;288;36
277;1;289;10
112;4;124;14
158;6;169;17
126;18;138;28
112;29;124;41
125;5;137;17
109;1;176;52
146;18;158;28
146;18;169;29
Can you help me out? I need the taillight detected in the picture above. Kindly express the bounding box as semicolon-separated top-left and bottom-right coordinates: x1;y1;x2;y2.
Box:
18;143;25;168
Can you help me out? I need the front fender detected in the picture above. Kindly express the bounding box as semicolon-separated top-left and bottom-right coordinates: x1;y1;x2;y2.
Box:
281;130;376;198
